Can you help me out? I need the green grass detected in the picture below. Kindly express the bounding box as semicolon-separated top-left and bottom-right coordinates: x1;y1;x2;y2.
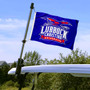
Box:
0;80;33;90
0;86;32;90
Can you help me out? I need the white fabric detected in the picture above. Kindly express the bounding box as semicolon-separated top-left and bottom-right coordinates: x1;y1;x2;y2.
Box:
8;64;90;77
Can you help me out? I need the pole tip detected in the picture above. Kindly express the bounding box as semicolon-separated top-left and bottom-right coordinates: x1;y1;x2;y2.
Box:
30;3;34;9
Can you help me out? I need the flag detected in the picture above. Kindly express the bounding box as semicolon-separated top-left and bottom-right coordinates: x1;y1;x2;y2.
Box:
30;12;79;50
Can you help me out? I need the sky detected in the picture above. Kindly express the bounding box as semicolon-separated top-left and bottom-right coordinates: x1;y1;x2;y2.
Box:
0;0;90;63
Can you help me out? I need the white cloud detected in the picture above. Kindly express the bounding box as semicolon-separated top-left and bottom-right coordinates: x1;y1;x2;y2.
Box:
0;18;2;21
0;41;22;63
0;18;34;63
0;18;27;30
74;22;90;55
75;34;90;54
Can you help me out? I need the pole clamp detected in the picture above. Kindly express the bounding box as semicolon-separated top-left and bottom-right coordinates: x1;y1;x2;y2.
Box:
30;3;34;9
22;40;26;43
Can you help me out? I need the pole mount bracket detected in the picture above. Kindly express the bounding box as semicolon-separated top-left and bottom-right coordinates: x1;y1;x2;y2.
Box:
30;3;34;9
22;40;26;43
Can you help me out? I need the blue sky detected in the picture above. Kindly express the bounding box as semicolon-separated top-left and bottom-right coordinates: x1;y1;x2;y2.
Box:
0;0;90;63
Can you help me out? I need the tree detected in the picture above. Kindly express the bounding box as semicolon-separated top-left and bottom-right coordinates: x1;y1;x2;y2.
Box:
51;48;90;90
40;58;49;65
11;61;17;68
35;73;54;90
0;64;10;85
48;58;62;64
24;51;41;65
59;48;88;64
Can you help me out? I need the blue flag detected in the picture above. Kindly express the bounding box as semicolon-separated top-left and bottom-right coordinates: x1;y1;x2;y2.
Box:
30;12;79;50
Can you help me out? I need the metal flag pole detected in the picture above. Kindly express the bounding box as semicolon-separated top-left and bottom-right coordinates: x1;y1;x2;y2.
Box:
15;3;34;90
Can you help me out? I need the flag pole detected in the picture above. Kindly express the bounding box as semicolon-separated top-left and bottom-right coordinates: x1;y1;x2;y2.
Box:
15;3;34;90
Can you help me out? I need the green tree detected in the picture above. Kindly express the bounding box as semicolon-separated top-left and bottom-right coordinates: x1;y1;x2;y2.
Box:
0;64;10;85
40;58;49;65
86;56;90;64
49;58;62;64
35;73;54;90
50;48;90;90
11;61;17;68
60;48;88;64
24;51;41;65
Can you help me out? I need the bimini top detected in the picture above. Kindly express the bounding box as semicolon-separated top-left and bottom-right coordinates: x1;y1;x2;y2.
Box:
8;64;90;77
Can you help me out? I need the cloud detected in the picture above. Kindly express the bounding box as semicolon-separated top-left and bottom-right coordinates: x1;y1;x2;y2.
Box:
0;18;2;21
0;18;34;41
75;34;90;54
0;18;32;62
0;41;22;62
74;22;90;54
0;18;35;63
0;18;27;31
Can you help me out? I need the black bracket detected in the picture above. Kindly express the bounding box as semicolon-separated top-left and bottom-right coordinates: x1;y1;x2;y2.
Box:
16;58;24;75
30;3;34;9
22;40;26;43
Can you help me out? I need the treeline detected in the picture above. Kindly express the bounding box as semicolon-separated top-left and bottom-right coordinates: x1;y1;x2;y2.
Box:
0;48;90;90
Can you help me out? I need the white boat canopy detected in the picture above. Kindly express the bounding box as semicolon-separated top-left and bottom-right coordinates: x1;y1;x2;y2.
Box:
8;64;90;77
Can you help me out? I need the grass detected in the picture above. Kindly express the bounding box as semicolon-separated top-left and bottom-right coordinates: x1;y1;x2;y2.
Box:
0;86;32;90
0;80;33;90
0;82;33;90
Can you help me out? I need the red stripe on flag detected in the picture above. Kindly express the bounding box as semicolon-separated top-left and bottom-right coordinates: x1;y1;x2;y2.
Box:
41;35;65;43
